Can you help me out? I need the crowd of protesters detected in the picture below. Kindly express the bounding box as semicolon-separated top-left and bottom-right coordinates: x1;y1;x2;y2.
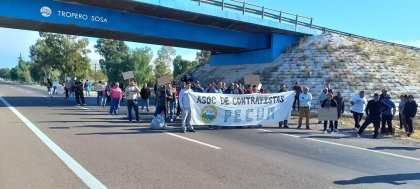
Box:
45;75;418;138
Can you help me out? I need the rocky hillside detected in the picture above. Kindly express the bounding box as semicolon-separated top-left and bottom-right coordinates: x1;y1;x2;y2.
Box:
187;33;420;111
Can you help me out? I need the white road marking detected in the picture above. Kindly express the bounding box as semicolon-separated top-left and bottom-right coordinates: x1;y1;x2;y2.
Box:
305;138;420;162
164;132;222;150
257;129;301;138
0;95;107;189
258;128;420;162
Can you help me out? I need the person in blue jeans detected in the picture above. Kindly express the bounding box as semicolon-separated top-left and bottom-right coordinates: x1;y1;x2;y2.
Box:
167;84;176;122
381;94;396;135
179;81;195;133
140;83;151;111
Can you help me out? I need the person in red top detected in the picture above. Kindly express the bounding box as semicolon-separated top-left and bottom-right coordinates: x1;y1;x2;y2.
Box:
109;82;123;115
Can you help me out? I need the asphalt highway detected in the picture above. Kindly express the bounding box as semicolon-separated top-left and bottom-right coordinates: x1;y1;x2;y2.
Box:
1;81;420;189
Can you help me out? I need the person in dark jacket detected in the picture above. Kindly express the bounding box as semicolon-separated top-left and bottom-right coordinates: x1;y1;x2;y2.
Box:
192;81;205;93
321;93;338;133
292;82;302;112
333;92;345;132
357;93;390;138
74;79;86;106
403;95;418;137
140;83;151;111
154;85;169;119
278;84;289;128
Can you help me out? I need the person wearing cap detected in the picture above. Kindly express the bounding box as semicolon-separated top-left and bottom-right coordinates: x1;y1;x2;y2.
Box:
179;81;195;133
357;93;390;138
402;95;418;137
380;94;396;135
298;87;312;129
192;80;205;93
351;91;367;130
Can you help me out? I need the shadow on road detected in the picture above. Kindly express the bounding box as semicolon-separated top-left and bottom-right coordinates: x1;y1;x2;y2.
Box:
368;146;420;151
334;173;420;185
0;96;74;107
304;135;354;139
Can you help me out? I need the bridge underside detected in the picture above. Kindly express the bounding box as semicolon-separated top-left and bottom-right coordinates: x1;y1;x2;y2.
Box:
0;0;310;65
0;17;245;53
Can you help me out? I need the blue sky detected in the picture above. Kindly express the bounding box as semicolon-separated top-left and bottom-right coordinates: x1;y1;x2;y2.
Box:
1;0;419;69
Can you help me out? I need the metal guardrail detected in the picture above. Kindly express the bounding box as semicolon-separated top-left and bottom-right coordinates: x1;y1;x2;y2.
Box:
194;0;420;51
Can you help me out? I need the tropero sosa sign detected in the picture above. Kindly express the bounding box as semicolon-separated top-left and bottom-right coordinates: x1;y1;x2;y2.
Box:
189;91;295;126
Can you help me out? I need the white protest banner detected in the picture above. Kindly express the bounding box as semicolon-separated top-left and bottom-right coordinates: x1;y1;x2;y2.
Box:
318;108;338;121
189;91;295;126
122;71;134;80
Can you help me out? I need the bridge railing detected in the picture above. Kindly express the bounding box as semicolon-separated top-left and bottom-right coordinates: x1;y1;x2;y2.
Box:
195;0;314;28
193;0;420;51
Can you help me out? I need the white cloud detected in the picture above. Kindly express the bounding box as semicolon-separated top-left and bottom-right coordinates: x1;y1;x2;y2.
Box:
390;40;420;48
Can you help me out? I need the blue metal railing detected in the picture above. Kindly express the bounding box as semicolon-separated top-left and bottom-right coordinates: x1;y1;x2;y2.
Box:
194;0;420;51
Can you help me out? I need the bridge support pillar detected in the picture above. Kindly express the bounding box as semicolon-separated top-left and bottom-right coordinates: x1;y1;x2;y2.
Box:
210;33;302;65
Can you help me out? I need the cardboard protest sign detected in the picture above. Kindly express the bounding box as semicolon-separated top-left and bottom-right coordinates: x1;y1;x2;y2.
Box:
122;71;134;80
157;77;172;86
318;108;338;121
244;75;260;85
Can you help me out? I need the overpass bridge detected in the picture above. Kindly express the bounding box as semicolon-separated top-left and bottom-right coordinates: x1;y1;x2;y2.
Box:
0;0;415;66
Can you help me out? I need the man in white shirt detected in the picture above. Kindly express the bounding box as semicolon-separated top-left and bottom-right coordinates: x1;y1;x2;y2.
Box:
298;87;312;129
179;81;195;133
95;81;105;106
125;80;141;122
351;91;367;129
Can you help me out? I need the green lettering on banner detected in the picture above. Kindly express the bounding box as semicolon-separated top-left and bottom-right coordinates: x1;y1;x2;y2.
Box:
246;109;253;122
224;110;232;122
234;110;241;123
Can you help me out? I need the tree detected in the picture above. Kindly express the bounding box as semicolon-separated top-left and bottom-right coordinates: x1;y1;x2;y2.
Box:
173;55;198;78
129;47;154;85
16;54;32;83
10;67;18;81
154;46;175;79
30;32;91;82
94;39;130;82
196;50;211;65
0;68;11;79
